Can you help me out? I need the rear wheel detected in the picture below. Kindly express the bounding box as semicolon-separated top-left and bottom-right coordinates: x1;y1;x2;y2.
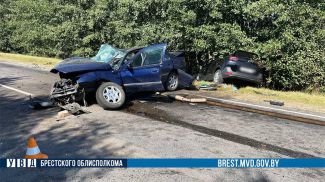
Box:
165;72;179;91
96;82;125;109
213;69;223;85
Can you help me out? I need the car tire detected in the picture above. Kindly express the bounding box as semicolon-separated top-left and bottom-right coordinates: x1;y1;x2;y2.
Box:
165;72;179;91
213;69;223;85
96;82;125;110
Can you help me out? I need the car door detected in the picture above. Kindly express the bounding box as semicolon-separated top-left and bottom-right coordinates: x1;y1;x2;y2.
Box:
120;44;166;92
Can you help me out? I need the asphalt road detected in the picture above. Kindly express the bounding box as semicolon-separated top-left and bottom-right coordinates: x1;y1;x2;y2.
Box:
0;62;324;181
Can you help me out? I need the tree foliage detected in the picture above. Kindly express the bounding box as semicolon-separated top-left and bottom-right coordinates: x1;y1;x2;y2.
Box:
0;0;324;91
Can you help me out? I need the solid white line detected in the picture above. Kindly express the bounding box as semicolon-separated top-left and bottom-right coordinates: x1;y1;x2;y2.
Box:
0;84;33;96
191;93;325;120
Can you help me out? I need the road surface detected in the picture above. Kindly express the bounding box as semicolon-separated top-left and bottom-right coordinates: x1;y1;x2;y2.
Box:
0;62;324;181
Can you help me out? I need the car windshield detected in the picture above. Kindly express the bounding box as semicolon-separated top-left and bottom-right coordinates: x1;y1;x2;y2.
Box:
109;51;138;70
91;44;126;63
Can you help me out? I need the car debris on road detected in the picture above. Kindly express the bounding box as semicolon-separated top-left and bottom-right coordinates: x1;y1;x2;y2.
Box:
29;94;90;115
29;100;54;110
264;100;285;106
168;94;207;103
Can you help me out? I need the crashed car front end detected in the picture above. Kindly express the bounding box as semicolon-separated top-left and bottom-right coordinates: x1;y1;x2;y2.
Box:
50;78;85;106
49;44;124;106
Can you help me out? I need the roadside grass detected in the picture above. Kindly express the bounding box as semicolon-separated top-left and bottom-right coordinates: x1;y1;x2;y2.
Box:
194;80;325;113
238;87;325;105
0;52;60;67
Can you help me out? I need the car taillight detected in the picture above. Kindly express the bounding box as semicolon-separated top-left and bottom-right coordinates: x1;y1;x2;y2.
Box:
229;56;238;61
224;67;233;75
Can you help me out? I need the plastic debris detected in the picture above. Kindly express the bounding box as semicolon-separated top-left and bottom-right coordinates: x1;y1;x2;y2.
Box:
168;94;207;103
199;85;217;91
60;103;91;115
57;110;72;119
232;85;238;91
264;100;284;106
198;82;217;91
29;96;54;110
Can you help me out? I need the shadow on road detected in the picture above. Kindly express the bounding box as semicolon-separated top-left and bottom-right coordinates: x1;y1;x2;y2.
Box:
0;90;130;181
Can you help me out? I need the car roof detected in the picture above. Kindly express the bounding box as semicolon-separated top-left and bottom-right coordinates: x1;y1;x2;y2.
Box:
125;43;167;53
233;50;258;58
126;46;146;53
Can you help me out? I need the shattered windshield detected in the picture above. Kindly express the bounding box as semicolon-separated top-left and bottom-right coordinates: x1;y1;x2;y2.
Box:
91;44;126;63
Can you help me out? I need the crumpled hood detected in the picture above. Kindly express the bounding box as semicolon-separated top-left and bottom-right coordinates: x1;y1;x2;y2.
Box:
50;57;112;74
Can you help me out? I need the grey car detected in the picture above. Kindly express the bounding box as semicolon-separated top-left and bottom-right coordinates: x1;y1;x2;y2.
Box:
200;51;264;85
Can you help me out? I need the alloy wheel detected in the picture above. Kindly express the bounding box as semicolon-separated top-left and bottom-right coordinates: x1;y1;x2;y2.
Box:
103;86;122;103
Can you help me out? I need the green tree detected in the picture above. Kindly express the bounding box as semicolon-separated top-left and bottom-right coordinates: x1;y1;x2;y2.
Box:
1;0;324;91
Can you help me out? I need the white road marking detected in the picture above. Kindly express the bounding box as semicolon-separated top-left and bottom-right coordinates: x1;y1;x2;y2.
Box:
0;84;33;96
190;93;325;120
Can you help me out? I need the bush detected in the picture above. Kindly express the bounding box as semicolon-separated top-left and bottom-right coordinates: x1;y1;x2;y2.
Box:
1;0;324;91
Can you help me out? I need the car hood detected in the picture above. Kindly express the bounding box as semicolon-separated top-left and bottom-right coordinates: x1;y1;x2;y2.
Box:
50;57;112;74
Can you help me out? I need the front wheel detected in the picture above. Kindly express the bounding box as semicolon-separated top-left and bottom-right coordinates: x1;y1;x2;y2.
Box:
165;72;179;91
213;69;223;85
96;82;125;109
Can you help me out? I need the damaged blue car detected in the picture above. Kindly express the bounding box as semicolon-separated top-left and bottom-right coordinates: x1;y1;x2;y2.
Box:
50;43;194;109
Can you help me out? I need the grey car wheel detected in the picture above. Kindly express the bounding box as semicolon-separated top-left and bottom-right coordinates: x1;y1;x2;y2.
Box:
166;72;179;91
96;82;125;109
213;69;223;85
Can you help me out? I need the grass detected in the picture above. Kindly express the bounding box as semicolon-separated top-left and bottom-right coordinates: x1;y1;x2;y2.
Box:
195;80;325;113
0;52;60;67
239;87;325;105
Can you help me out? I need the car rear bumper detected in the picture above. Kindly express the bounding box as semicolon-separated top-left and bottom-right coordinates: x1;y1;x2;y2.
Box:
222;70;263;84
